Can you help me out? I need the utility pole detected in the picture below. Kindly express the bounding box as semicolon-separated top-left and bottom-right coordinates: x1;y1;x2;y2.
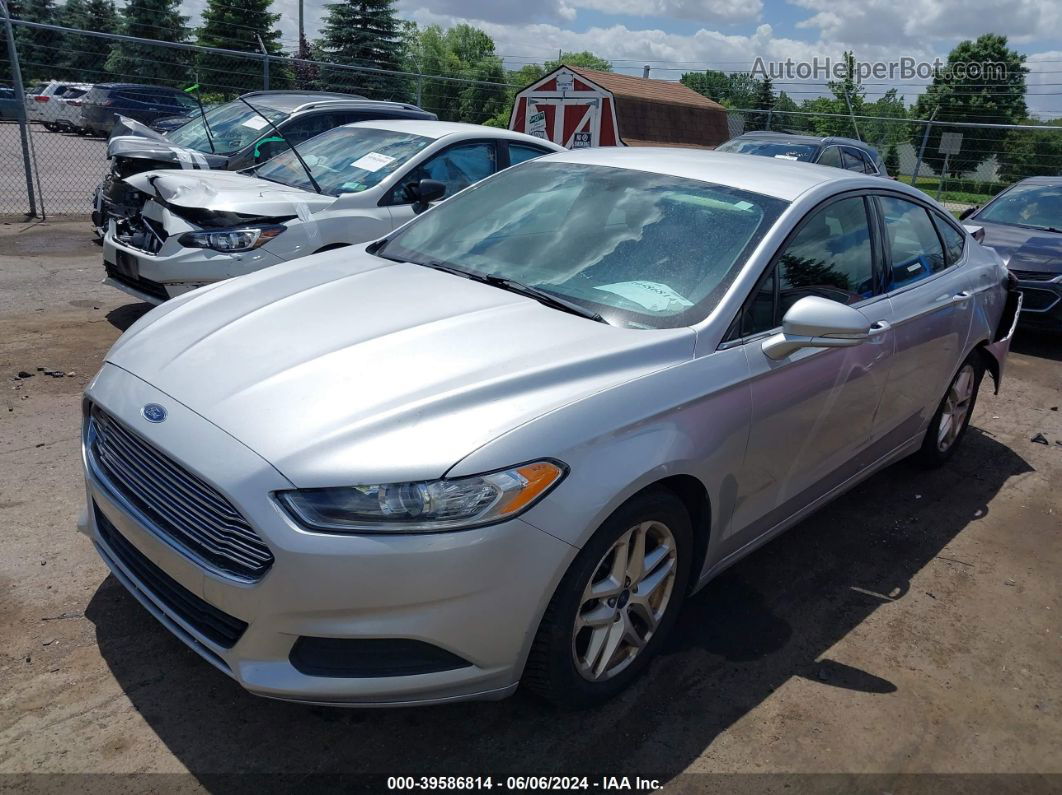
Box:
912;105;939;187
256;32;269;90
298;0;304;57
1;0;38;217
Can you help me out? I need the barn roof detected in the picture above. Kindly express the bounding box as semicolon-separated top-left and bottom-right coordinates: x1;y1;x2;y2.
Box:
566;66;727;112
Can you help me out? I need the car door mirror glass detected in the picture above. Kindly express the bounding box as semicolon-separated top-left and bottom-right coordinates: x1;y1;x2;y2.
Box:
762;296;871;360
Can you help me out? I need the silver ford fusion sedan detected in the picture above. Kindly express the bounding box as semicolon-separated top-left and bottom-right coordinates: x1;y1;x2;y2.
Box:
79;148;1018;708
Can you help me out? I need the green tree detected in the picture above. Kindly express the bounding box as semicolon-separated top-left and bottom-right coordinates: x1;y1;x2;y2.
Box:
884;143;900;177
408;24;506;123
863;88;910;148
60;0;118;83
15;0;58;81
105;0;192;86
999;121;1062;182
680;70;758;108
319;0;404;99
910;34;1027;177
544;51;611;72
197;0;286;94
747;74;774;130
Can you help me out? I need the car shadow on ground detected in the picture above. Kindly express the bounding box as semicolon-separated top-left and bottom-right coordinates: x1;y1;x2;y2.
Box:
1011;328;1061;363
84;428;1031;788
106;302;153;332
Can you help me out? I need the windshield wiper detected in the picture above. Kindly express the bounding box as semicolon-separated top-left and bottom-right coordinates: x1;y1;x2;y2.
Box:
415;261;605;322
183;81;215;154
483;274;606;323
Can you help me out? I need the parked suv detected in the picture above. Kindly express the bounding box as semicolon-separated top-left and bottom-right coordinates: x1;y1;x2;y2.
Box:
717;131;888;176
93;91;436;236
25;80;91;130
80;83;201;136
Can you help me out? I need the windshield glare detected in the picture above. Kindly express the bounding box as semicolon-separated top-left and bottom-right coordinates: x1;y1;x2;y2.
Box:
167;100;287;155
255;127;433;196
977;183;1062;230
381;162;787;329
716;139;819;162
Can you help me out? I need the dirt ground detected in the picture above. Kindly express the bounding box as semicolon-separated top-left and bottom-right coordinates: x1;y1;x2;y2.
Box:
1;219;1060;792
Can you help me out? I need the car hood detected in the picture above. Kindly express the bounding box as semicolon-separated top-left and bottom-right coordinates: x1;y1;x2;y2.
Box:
108;116;230;170
105;249;695;486
124;169;334;217
976;220;1062;275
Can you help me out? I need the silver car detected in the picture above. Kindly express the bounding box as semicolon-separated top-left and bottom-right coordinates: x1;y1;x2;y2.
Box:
79;149;1018;707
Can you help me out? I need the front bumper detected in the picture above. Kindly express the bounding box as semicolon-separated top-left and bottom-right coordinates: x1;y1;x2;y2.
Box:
102;224;286;304
81;364;575;705
1013;272;1062;331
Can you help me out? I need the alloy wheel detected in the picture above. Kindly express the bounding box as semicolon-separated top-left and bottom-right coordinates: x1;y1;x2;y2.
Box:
571;520;678;681
937;364;976;452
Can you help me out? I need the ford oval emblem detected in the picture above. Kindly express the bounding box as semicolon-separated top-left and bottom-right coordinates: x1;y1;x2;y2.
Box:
141;403;167;423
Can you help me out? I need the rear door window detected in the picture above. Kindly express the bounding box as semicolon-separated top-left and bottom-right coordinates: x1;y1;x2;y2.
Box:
817;146;842;168
879;196;947;289
931;212;966;266
509;142;553;166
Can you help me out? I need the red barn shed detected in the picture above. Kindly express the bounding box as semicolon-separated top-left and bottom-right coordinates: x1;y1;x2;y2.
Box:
509;64;729;149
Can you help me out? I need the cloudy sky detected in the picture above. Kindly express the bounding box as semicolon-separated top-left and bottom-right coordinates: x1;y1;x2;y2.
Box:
183;0;1062;117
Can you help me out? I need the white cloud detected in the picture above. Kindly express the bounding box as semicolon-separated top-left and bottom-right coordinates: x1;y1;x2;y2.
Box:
399;0;761;25
790;0;1062;46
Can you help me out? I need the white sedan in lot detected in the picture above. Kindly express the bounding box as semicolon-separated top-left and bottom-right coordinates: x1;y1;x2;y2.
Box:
101;120;564;304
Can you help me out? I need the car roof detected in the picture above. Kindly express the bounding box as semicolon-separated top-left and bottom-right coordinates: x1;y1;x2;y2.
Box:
736;130;879;153
343;119;567;147
237;91;427;115
1014;176;1062;187
537;147;917;201
93;83;185;92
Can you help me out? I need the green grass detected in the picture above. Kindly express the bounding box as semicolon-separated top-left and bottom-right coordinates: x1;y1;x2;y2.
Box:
896;175;995;206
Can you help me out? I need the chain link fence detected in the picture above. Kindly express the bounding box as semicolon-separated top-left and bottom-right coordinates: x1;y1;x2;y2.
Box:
3;18;1062;217
726;108;1062;212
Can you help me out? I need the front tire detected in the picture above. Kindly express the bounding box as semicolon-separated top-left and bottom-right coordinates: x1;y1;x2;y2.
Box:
917;353;984;467
523;489;693;707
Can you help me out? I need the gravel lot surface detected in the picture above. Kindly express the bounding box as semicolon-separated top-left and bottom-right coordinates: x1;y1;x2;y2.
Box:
1;220;1060;792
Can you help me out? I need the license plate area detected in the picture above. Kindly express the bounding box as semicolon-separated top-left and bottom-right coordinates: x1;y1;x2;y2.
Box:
113;249;139;280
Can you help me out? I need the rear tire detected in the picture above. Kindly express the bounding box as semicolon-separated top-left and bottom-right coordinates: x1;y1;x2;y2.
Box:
917;353;984;467
523;489;693;708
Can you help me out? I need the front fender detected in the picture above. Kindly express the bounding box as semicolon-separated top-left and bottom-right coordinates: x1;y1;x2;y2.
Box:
446;343;750;564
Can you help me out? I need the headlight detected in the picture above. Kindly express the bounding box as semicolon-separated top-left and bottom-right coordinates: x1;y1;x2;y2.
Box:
178;224;284;252
276;460;566;534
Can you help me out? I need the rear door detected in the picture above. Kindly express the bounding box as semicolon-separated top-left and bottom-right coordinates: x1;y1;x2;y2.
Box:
868;194;972;453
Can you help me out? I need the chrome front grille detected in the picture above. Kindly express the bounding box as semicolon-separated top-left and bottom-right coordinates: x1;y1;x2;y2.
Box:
1011;270;1059;283
87;405;274;581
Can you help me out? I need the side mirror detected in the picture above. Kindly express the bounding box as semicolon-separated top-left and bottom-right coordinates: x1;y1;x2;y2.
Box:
962;224;986;243
958;206;978;220
762;296;872;360
406;178;446;214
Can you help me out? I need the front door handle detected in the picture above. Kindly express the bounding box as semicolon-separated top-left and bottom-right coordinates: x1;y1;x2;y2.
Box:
868;319;891;336
951;290;971;304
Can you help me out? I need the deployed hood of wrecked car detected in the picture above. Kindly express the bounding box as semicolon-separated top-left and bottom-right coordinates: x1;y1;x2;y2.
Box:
108;116;230;169
124;170;334;217
104;248;694;486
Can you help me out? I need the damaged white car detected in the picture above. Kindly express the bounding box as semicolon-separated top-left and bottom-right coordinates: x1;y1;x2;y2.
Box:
102;120;563;304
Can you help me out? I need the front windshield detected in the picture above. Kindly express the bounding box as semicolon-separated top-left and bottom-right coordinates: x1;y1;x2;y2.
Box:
167;100;287;155
716;138;819;162
977;183;1062;231
255;127;433;197
380;162;787;329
